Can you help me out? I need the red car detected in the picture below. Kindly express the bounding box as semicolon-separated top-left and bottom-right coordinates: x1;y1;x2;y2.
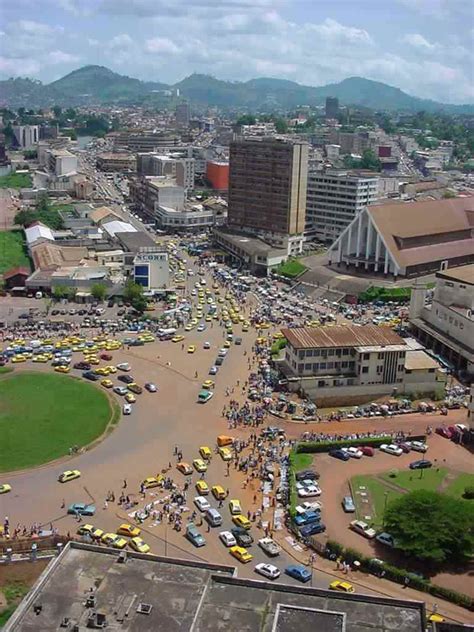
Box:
435;426;453;439
100;353;113;361
359;446;375;457
398;442;412;453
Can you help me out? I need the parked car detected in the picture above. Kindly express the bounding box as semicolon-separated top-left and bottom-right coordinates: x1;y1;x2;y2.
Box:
408;441;428;453
255;563;280;580
145;383;157;392
118;375;134;384
344;447;363;459
329;449;350;461
186;524;206;547
350;520;376;539
409;459;432;470
219;531;237;547
380;444;403;456
194;496;211;512
375;532;397;548
67;502;96;516
231;527;254;547
285;565;312;583
293;510;321;527
359;446;375;456
342;496;356;513
295;469;320;481
299;522;326;537
123;403;132;415
435;427;453;439
258;537;281;557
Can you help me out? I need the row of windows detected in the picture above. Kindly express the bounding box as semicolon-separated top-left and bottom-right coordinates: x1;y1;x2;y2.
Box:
298;348;353;359
298;361;356;371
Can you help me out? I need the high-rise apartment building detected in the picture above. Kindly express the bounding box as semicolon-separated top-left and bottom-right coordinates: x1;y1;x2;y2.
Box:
325;97;339;119
228;137;308;254
306;169;378;242
175;102;190;127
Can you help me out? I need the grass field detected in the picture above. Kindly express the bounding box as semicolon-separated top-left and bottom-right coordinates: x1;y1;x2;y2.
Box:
0;373;113;472
351;467;472;528
0;173;32;189
444;472;474;499
292;452;313;471
275;258;307;278
0;231;31;275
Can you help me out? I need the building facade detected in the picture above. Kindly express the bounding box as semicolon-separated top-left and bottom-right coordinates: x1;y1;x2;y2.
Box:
206;160;229;190
325;97;339;119
409;264;474;377
96;153;136;172
175;102;190;127
133;249;170;291
129;176;185;217
306;169;378;242
228;137;308;254
13;125;39;149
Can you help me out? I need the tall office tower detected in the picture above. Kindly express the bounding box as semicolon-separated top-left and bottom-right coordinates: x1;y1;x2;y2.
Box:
305;169;379;242
325;97;339;119
228;137;308;254
175;102;190;127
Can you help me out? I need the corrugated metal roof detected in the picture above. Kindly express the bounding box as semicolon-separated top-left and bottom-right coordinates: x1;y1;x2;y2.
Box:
25;222;54;245
282;324;404;349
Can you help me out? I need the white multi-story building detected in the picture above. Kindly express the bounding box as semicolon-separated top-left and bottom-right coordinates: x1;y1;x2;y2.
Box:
305;169;378;242
13;125;39;149
155;204;221;232
409;264;474;377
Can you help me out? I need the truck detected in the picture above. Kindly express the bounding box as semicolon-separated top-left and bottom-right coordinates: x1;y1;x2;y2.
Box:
158;328;177;338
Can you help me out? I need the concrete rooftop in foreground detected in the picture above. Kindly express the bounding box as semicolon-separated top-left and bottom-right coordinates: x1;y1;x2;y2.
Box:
5;542;426;631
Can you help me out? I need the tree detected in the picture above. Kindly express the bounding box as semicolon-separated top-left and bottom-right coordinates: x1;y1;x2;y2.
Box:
66;287;77;302
384;490;474;565
131;294;148;314
123;279;147;314
274;118;288;134
360;149;381;171
91;283;107;302
236;114;256;126
52;286;66;301
53;106;62;118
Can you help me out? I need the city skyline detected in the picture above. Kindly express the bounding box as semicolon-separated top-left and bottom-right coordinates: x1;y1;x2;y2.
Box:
0;0;473;104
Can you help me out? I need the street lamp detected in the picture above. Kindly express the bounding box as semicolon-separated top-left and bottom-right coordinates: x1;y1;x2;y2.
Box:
383;491;389;528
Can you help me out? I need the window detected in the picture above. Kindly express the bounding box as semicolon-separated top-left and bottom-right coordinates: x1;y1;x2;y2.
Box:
362;367;369;374
363;353;370;360
328;349;334;356
398;365;404;372
406;369;412;374
343;349;349;356
304;363;312;371
318;380;325;387
378;352;384;360
428;368;435;373
342;361;348;368
327;362;334;369
313;349;320;356
377;365;383;373
298;364;304;373
320;362;327;370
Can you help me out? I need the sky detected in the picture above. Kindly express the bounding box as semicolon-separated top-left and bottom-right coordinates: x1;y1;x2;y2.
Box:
0;0;473;103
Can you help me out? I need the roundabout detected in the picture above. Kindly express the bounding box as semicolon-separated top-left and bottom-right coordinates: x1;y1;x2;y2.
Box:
0;372;114;473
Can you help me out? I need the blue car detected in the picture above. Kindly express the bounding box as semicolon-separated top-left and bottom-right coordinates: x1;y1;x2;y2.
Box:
409;459;432;470
300;522;326;537
285;565;312;583
329;449;350;461
293;510;321;527
67;503;96;516
186;524;206;547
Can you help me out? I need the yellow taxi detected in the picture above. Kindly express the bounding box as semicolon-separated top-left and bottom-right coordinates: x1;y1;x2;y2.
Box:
125;393;136;403
184;324;193;331
329;580;355;593
55;365;70;373
212;485;226;500
11;355;26;363
229;546;253;563
129;537;150;554
101;378;113;388
202;380;214;390
232;514;251;530
205;315;212;322
105;365;117;373
58;469;81;483
218;447;233;461
193;459;207;473
272;332;285;340
223;341;231;348
32;355;48;362
229;499;242;515
0;484;12;494
88;356;100;365
95;367;110;376
117;523;141;538
172;335;185;343
77;524;104;540
195;480;209;495
187;345;196;353
141;476;163;489
102;533;128;549
199;446;212;460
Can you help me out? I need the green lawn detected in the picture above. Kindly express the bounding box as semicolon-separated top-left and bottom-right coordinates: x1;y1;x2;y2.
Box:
352;468;473;529
380;467;449;493
275;259;307;278
351;474;402;528
0;173;32;189
292;452;313;471
444;473;474;499
0;373;113;472
0;230;31;275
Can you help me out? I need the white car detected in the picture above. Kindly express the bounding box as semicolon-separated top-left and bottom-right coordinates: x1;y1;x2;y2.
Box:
197;324;206;332
194;496;211;512
344;447;363;459
123;403;132;415
350;520;377;539
117;363;131;371
255;563;280;580
380;444;403;456
409;441;428;453
297;485;321;498
203;342;211;349
296;501;322;514
219;531;237;547
258;537;281;557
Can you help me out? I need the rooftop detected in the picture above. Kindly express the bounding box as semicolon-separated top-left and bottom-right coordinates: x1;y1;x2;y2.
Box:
102;220;137;238
114;230;157;251
282;324;404;350
5;543;425;632
436;264;474;285
405;350;440;371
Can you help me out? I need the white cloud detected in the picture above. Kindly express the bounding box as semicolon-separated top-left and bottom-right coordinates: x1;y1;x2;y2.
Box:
108;33;134;49
48;50;81;64
145;37;180;54
403;33;436;50
0;56;41;76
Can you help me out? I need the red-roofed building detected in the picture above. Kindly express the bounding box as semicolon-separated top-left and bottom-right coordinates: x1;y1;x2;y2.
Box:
2;266;30;289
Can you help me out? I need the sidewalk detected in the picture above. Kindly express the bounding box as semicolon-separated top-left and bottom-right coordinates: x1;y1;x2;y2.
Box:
274;531;472;624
